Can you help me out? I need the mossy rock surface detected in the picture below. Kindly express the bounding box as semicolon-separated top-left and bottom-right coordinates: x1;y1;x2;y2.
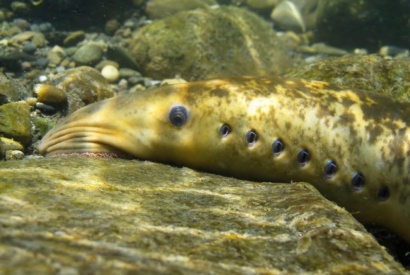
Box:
49;66;116;114
129;6;293;81
0;72;28;102
0;101;31;145
286;55;410;102
0;158;407;274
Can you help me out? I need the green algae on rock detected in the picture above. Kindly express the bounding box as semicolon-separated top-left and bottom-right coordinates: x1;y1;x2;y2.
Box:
0;158;407;273
45;66;115;114
31;116;56;139
0;101;31;145
0;136;24;151
286;55;410;102
129;6;294;80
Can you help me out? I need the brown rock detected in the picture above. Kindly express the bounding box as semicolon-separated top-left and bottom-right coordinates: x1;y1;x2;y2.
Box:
0;158;407;273
34;84;67;108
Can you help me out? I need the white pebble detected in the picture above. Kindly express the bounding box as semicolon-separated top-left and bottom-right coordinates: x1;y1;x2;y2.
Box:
5;150;25;160
38;75;48;82
101;65;120;83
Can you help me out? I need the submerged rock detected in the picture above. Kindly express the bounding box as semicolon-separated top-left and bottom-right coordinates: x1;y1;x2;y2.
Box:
286;55;410;101
0;101;31;145
0;158;406;273
72;42;104;66
129;6;294;80
42;66;116;114
0;71;29;102
271;0;305;33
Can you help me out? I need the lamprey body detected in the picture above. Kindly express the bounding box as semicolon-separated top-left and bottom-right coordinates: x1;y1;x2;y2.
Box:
39;76;410;242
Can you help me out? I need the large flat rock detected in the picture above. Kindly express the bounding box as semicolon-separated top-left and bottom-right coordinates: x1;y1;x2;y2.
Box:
0;158;407;274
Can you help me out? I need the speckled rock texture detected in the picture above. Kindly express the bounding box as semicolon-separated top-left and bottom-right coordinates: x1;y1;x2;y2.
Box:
286;55;410;102
0;71;28;102
129;6;293;81
45;66;116;114
0;158;407;274
0;101;31;145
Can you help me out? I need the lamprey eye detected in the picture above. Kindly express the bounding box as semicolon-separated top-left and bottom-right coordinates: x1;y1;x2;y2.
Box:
271;138;284;156
351;172;365;191
220;124;231;137
378;186;390;201
245;130;258;146
168;105;189;127
324;160;337;178
297;149;310;166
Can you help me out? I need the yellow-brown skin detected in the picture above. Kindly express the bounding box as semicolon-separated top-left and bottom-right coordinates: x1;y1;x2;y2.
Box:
39;76;410;243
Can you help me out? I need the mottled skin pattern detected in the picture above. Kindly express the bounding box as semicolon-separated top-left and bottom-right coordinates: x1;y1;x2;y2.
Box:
39;76;410;243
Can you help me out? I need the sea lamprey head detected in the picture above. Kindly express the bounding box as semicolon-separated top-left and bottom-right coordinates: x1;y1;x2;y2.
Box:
38;79;241;165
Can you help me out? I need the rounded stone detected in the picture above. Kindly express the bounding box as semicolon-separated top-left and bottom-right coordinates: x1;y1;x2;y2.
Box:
34;83;67;107
129;6;293;80
47;50;63;66
95;60;119;71
271;0;305;33
11;31;35;42
73;43;104;65
101;65;120;83
5;150;24;160
31;32;46;47
119;68;141;78
47;66;115;114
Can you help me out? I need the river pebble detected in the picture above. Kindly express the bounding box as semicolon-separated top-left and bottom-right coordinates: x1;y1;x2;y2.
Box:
34;83;67;107
101;64;120;83
73;42;104;65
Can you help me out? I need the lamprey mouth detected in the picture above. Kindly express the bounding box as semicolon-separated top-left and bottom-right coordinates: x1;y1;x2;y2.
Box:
39;125;131;158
